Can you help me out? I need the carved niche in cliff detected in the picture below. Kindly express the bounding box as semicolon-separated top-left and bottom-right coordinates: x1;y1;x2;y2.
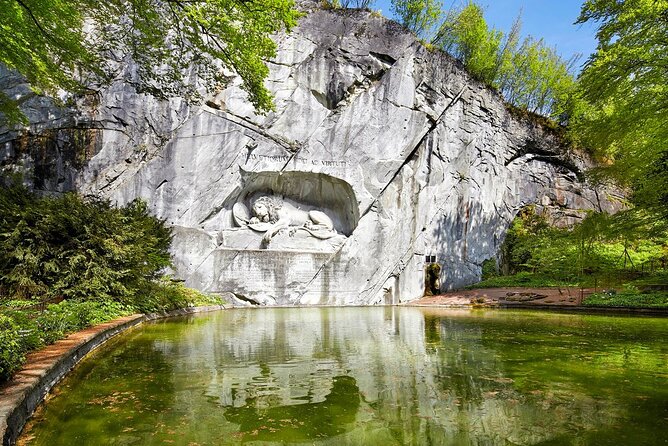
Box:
218;171;358;252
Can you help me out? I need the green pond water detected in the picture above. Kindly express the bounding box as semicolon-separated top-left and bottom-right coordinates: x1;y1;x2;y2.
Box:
19;307;668;445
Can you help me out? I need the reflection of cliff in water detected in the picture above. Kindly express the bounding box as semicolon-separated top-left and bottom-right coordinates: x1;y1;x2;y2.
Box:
223;375;360;442
156;308;655;445
19;308;667;446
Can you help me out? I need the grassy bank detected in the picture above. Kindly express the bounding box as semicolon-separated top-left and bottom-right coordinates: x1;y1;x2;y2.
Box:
468;270;668;309
470;271;668;290
468;272;581;289
583;291;668;309
0;281;223;383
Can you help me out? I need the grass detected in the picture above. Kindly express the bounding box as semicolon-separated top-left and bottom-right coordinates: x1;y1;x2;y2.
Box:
469;271;668;290
467;272;581;289
583;291;668;309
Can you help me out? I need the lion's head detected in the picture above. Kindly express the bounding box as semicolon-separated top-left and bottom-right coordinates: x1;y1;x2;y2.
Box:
251;196;283;223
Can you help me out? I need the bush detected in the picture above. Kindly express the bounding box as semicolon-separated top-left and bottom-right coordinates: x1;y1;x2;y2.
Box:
481;258;498;280
35;309;71;345
1;310;42;351
132;281;190;314
0;185;172;304
493;206;668;287
0;186;223;383
132;279;222;314
0;314;25;382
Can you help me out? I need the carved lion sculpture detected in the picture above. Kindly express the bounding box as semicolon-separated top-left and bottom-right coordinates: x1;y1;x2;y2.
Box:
233;196;336;245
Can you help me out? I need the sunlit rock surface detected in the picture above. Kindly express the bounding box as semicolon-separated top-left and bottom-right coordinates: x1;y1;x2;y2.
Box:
0;6;622;304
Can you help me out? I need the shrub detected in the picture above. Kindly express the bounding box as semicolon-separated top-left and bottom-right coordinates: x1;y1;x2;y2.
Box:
481;258;498;280
0;314;25;381
0;186;222;382
35;310;70;345
495;207;668;287
132;279;221;314
0;186;172;305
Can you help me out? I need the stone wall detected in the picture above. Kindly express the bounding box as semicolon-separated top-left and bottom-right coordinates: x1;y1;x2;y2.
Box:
0;7;622;305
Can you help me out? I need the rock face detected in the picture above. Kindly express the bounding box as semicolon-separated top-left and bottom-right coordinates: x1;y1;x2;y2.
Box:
0;7;622;305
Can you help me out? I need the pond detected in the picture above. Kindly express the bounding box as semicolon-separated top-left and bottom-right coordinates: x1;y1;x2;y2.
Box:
19;307;668;445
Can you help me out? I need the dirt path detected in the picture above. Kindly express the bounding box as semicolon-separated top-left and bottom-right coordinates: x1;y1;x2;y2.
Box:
410;287;597;307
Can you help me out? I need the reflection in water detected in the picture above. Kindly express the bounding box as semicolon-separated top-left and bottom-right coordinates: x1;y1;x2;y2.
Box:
19;307;668;446
224;375;360;441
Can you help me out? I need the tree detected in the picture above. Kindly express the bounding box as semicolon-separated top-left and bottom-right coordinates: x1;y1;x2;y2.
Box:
432;1;577;118
0;0;301;125
573;0;668;222
391;0;443;39
0;186;172;302
502;37;578;117
434;1;505;85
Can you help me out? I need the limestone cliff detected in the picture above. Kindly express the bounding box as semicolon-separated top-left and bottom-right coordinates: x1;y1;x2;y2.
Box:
0;7;622;305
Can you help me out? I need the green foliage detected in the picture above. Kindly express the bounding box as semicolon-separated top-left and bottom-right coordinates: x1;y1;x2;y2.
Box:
502;38;578;119
0;286;221;383
0;0;301;124
583;291;668;309
496;207;668;287
0;286;224;383
480;258;498;280
391;0;443;39
1;310;41;351
572;0;668;222
0;186;172;303
627;272;668;288
2;299;38;310
434;2;504;85
432;1;577;118
0;186;226;383
0;314;25;381
133;280;189;314
134;279;224;313
469;272;580;289
34;301;130;344
0;300;131;382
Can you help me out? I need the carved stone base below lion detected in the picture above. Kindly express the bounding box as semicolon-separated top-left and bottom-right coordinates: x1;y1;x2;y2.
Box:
217;228;347;253
210;249;347;305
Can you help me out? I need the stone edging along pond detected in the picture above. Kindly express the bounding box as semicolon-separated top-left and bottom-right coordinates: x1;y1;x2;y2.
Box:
0;305;226;446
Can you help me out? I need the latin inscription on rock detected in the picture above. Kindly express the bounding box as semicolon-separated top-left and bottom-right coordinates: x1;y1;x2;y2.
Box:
212;249;341;304
244;154;347;168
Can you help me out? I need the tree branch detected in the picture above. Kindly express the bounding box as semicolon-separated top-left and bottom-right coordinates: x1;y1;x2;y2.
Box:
13;0;56;43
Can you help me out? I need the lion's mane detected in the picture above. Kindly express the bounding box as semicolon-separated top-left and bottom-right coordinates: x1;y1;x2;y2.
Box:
252;195;284;223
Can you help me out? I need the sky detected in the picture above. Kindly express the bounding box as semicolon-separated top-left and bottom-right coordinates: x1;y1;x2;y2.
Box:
373;0;599;72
